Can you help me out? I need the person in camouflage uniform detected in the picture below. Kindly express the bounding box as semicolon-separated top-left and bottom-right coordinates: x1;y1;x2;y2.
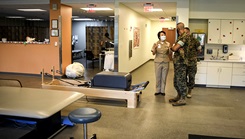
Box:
184;27;201;98
169;22;190;106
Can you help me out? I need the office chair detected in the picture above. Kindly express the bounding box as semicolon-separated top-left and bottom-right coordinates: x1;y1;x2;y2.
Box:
84;50;99;69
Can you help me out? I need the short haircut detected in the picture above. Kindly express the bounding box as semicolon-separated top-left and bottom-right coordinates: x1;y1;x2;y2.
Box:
184;27;190;31
157;31;166;40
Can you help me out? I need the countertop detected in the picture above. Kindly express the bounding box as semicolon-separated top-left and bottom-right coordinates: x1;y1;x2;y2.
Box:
204;59;245;63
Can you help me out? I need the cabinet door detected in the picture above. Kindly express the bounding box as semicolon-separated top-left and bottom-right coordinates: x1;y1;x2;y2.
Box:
233;20;245;44
195;74;207;84
208;20;221;44
219;67;232;86
207;67;219;85
232;76;245;86
220;20;233;44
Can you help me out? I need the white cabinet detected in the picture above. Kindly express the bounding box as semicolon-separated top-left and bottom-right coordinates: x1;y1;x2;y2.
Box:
208;19;233;44
220;20;233;44
195;61;207;85
232;63;245;87
233;20;245;44
208;19;245;44
208;19;221;44
206;62;232;88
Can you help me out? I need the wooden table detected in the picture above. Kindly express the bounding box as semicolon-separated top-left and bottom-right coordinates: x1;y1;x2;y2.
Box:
0;86;84;139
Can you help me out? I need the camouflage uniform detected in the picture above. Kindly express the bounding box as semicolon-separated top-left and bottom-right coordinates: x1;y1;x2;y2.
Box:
173;32;190;97
187;36;200;90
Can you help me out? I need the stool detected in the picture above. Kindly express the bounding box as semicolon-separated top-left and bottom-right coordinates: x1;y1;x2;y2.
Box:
68;108;101;139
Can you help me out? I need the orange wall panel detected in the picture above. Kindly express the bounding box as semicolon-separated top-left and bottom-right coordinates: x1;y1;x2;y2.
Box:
0;43;59;74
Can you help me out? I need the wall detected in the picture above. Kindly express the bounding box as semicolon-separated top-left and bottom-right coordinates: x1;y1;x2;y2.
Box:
118;3;152;72
189;0;245;19
189;19;208;34
205;44;245;61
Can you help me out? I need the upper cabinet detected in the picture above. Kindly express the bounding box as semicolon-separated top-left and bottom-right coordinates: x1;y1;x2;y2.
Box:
208;19;221;44
208;19;245;44
233;20;245;44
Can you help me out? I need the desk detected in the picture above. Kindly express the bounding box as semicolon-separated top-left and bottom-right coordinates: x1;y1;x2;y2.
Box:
0;87;84;139
72;50;83;60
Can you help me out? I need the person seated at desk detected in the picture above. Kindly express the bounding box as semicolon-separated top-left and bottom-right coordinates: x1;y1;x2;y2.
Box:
100;32;113;51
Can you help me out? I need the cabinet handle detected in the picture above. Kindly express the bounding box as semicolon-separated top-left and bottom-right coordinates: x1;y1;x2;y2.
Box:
220;68;222;72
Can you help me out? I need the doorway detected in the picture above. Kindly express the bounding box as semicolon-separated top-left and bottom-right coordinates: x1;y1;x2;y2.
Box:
162;28;176;47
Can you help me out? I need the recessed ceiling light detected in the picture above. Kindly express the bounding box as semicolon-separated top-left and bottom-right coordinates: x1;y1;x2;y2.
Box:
26;18;44;21
151;9;163;12
80;8;113;11
73;18;94;21
6;16;25;18
17;9;46;12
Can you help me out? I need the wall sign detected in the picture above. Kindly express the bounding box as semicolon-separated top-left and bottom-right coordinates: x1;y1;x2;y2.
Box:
52;19;58;29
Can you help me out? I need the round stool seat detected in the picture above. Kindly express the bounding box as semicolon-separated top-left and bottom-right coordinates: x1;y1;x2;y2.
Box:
68;108;101;124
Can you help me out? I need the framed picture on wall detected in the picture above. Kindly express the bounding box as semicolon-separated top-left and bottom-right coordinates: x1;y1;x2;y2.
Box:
51;19;58;29
51;29;59;37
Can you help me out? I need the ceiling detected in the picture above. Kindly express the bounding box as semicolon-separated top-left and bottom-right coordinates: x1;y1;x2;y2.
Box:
0;2;176;21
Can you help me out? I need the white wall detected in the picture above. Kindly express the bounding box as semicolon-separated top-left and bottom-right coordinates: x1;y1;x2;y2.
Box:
189;0;245;19
118;3;152;72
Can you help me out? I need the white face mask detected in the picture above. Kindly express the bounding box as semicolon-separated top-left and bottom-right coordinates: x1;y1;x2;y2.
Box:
160;36;166;41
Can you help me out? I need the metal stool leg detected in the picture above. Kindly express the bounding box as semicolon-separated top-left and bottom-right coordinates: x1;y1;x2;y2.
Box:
83;123;87;139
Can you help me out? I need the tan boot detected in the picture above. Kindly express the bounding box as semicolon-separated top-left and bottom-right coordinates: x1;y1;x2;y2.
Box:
169;94;180;103
172;95;186;106
187;89;192;98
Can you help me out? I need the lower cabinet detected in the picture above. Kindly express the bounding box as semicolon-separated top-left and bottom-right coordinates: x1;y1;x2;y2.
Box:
195;61;207;85
206;62;232;88
232;63;245;87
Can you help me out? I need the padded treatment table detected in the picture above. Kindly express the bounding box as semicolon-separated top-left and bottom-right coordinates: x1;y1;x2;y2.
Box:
43;79;140;108
0;86;84;139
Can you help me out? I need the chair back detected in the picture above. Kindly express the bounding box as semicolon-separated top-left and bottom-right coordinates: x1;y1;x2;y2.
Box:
85;50;94;60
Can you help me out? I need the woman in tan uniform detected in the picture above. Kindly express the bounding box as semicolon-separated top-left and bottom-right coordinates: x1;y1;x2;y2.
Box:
151;31;171;96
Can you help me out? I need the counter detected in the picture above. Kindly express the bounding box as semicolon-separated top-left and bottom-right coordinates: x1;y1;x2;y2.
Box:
204;59;245;63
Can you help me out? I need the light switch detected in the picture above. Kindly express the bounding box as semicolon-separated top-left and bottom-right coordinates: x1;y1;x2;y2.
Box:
55;42;57;46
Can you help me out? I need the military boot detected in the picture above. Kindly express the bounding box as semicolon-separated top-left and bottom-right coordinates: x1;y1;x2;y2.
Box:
186;89;192;98
169;94;180;103
172;95;186;106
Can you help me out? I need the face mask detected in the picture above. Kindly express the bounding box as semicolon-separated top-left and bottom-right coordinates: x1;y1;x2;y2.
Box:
160;36;166;41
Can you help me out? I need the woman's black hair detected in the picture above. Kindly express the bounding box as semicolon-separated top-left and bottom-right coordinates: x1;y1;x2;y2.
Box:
157;31;166;40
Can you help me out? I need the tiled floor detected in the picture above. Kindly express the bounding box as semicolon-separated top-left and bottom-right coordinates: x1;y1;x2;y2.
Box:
0;59;245;139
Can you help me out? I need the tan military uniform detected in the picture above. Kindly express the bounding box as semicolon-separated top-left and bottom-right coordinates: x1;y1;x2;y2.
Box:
151;40;170;94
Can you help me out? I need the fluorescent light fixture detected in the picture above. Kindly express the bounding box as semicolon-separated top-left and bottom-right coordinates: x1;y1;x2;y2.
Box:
26;18;44;21
80;8;112;11
151;8;163;12
109;16;115;18
73;18;94;21
17;9;46;12
72;16;79;18
6;16;25;18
